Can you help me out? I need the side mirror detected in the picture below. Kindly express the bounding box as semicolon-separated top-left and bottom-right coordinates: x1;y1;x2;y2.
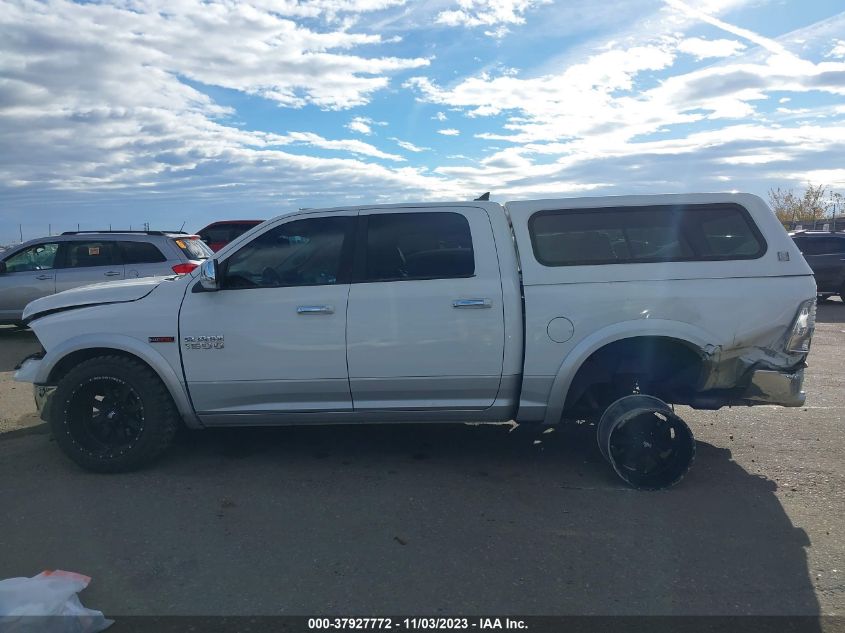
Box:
0;261;6;274
199;259;219;291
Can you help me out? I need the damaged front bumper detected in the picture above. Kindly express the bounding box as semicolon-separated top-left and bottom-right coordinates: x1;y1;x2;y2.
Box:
741;367;806;407
14;356;55;422
34;385;56;421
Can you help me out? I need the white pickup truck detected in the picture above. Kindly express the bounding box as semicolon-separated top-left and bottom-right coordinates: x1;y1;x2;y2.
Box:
15;193;816;488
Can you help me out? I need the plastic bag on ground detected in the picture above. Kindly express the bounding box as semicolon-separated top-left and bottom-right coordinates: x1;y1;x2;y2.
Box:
0;570;112;633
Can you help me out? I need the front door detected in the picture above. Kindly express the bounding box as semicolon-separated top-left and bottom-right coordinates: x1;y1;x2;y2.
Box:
0;242;59;322
346;208;505;410
179;213;355;417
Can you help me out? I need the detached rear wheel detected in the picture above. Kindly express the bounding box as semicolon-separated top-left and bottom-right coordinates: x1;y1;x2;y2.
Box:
50;355;179;472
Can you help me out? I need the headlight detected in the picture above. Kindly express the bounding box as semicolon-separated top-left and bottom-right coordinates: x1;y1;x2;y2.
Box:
785;298;816;353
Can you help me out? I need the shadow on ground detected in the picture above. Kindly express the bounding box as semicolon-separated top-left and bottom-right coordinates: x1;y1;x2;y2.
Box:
816;297;845;324
0;421;820;618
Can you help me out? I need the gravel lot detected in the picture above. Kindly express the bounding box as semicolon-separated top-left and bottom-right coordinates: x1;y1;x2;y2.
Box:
0;303;843;617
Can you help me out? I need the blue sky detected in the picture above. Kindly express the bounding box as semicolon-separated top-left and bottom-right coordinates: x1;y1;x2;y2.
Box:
1;0;844;244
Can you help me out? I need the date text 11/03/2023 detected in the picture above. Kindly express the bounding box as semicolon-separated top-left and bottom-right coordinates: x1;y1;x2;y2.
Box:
308;618;528;630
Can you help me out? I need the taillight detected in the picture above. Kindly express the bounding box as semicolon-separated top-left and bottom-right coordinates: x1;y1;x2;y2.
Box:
785;298;816;353
171;262;199;275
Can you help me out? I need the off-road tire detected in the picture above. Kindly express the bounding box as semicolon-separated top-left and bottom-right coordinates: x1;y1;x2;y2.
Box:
49;355;180;472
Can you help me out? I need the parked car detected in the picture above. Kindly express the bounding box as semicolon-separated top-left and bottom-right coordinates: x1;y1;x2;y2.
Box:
196;220;263;252
789;230;845;302
0;230;212;325
16;194;815;488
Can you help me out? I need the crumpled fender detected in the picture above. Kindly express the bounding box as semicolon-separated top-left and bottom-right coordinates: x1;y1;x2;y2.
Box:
23;276;165;323
543;318;719;425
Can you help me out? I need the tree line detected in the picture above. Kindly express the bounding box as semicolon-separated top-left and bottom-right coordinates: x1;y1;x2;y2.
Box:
769;183;843;226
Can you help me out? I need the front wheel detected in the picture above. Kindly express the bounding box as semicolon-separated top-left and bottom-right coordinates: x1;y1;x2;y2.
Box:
49;355;180;472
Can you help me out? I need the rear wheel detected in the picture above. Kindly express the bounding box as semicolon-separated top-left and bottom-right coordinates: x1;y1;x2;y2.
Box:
49;355;180;472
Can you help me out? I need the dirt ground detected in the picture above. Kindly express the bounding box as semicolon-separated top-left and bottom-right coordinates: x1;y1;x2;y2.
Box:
0;301;843;617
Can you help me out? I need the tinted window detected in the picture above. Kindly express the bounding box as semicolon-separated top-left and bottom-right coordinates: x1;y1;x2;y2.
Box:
173;237;212;260
230;223;261;237
529;204;764;266
223;216;351;289
119;241;166;264
60;241;120;268
795;236;845;255
200;227;231;243
3;243;59;272
364;212;474;281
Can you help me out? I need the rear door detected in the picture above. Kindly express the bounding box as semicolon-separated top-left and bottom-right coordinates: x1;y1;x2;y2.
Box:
55;240;125;291
346;207;505;410
0;242;59;322
119;240;170;279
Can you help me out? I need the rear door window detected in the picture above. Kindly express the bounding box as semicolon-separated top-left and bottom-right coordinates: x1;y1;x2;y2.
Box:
119;241;167;264
529;204;765;266
59;241;121;268
793;237;845;255
362;212;475;281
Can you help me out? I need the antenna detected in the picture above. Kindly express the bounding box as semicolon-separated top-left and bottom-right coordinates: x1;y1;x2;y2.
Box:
474;192;490;201
179;221;186;232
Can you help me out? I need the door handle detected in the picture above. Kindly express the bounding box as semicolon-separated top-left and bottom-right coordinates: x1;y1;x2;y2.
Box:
297;305;334;315
104;271;121;277
35;274;52;281
452;298;492;309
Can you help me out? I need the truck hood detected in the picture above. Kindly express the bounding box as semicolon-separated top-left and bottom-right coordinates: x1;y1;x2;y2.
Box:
23;276;169;323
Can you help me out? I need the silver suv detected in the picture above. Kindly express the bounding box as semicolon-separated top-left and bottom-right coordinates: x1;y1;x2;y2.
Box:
0;230;212;325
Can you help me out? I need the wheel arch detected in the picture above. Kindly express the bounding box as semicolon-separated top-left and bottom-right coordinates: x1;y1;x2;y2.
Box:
36;334;201;429
542;319;719;425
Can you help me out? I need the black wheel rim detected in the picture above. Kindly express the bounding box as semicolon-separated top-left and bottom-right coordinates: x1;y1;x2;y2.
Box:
65;376;145;457
609;412;693;488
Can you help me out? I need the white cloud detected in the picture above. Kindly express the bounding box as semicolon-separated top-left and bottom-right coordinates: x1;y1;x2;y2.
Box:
345;116;386;134
677;37;746;59
827;40;845;59
0;0;455;224
390;138;430;152
435;0;548;36
274;131;404;161
347;118;374;135
406;44;677;140
2;0;844;243
0;0;429;112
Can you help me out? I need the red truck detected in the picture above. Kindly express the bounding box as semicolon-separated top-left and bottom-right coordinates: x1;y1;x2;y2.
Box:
196;220;263;252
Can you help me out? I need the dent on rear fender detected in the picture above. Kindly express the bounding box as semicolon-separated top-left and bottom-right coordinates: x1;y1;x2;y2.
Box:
698;323;804;390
